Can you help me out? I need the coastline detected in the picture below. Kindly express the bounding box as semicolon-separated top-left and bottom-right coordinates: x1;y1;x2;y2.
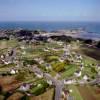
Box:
0;21;100;41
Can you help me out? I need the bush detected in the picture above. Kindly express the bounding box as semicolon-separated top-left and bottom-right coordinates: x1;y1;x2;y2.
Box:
21;95;30;100
96;41;100;48
84;39;93;44
23;59;38;66
47;56;58;62
16;72;25;81
52;62;65;72
30;81;48;96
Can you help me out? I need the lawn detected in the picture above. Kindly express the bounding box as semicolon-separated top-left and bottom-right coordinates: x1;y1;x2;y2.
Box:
29;79;49;96
61;64;77;79
81;55;98;79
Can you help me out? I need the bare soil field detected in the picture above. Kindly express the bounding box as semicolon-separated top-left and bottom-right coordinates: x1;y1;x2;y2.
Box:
80;45;100;61
30;88;54;100
7;92;24;100
0;76;22;92
77;85;100;100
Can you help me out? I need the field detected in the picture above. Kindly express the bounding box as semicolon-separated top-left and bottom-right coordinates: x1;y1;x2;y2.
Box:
68;85;100;100
30;88;54;100
0;76;22;92
68;85;83;100
77;85;100;100
61;64;77;79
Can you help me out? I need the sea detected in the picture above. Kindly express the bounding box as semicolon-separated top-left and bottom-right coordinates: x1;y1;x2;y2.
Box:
0;21;100;40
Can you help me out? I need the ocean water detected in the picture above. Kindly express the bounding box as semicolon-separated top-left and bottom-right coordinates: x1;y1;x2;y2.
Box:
0;21;100;40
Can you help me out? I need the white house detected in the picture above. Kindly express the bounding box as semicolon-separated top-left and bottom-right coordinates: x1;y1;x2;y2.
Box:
96;64;100;70
44;48;49;52
57;41;63;46
10;69;16;75
22;51;26;55
45;63;52;70
1;55;4;59
59;58;64;62
83;75;88;81
19;84;30;91
4;61;11;65
64;79;76;85
20;46;25;49
35;72;43;78
74;71;81;77
47;80;52;85
54;73;61;79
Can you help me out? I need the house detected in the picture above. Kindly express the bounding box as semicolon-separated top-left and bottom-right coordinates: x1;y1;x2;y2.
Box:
20;46;25;49
10;69;18;75
64;79;76;85
33;66;43;78
34;57;44;64
96;64;100;70
47;80;52;85
80;64;84;70
0;55;5;59
10;69;16;75
35;72;43;78
69;89;73;93
76;54;83;60
54;73;60;79
64;80;73;84
44;48;49;52
45;63;52;70
19;83;30;91
63;51;70;56
37;84;42;87
47;38;52;42
57;41;64;46
83;75;88;81
52;48;59;51
4;61;11;65
59;58;64;62
74;71;81;77
22;51;26;55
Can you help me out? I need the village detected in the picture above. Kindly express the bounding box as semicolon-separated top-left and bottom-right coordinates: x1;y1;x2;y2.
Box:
0;30;100;100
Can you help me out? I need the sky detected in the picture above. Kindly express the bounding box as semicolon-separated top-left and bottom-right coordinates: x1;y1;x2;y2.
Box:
0;0;100;22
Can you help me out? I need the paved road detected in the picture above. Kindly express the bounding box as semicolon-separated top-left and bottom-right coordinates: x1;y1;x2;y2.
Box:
28;66;100;100
29;66;64;100
89;75;100;85
44;73;64;100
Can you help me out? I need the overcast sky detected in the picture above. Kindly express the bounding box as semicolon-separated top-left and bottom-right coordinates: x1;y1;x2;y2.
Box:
0;0;100;21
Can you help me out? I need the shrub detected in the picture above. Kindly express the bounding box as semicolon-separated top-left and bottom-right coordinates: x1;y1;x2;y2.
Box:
52;62;65;72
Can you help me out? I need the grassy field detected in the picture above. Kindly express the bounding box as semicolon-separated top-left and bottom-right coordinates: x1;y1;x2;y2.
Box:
68;85;83;100
0;40;18;49
61;64;77;79
68;85;100;100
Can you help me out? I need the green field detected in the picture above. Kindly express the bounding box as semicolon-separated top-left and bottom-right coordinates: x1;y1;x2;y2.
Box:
61;64;77;79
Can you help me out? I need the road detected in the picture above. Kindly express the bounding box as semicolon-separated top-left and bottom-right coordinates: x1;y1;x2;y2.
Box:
44;73;64;100
29;66;64;100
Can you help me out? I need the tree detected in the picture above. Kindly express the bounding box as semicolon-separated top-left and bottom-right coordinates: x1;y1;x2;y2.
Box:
96;41;100;48
34;30;40;34
84;39;93;44
52;62;65;72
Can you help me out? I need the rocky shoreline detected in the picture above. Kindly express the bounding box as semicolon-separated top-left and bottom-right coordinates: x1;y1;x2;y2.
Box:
0;29;100;49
